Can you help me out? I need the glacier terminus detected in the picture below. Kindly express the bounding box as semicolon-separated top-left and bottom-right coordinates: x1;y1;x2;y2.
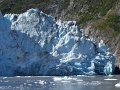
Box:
0;9;115;76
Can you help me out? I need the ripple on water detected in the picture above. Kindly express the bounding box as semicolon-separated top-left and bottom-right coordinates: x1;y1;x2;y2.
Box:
78;81;102;86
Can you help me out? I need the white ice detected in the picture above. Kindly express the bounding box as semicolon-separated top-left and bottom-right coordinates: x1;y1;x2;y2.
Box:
115;83;120;88
0;9;115;76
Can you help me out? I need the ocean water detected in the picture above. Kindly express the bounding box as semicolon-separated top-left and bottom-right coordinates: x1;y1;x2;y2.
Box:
0;75;120;90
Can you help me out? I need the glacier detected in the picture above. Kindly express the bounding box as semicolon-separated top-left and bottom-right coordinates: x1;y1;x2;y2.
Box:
0;9;115;76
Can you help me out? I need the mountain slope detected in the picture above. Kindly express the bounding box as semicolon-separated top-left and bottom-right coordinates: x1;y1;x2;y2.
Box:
0;9;115;76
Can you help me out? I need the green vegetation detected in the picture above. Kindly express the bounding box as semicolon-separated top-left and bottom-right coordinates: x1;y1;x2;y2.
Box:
77;12;93;25
0;0;51;14
62;0;70;9
107;15;120;32
92;14;120;33
0;0;119;33
74;0;118;25
0;0;70;14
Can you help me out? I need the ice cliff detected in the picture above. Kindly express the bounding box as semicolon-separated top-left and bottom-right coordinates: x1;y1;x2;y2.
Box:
0;9;115;76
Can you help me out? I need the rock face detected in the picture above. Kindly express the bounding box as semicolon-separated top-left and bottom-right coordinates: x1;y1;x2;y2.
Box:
0;9;115;76
84;26;120;67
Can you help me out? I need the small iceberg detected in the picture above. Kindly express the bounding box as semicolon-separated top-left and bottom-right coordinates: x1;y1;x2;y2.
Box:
104;78;118;81
115;83;120;88
53;76;78;81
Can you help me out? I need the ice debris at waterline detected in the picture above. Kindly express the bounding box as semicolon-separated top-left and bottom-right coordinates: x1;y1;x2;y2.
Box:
115;83;120;88
0;9;115;76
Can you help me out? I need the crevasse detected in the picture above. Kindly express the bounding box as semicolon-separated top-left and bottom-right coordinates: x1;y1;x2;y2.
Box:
0;9;115;76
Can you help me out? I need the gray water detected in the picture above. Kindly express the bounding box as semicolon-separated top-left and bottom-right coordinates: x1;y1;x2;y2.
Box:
0;75;120;90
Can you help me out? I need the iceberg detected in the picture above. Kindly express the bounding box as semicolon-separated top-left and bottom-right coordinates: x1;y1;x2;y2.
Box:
115;83;120;88
0;9;115;76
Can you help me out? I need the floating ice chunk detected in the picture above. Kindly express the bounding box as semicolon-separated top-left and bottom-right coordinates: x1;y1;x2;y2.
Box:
37;80;46;85
115;83;120;88
3;77;7;79
53;76;77;82
34;80;46;85
104;78;118;81
53;77;63;81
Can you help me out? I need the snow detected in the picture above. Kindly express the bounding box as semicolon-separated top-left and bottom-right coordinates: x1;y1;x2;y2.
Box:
0;8;115;76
